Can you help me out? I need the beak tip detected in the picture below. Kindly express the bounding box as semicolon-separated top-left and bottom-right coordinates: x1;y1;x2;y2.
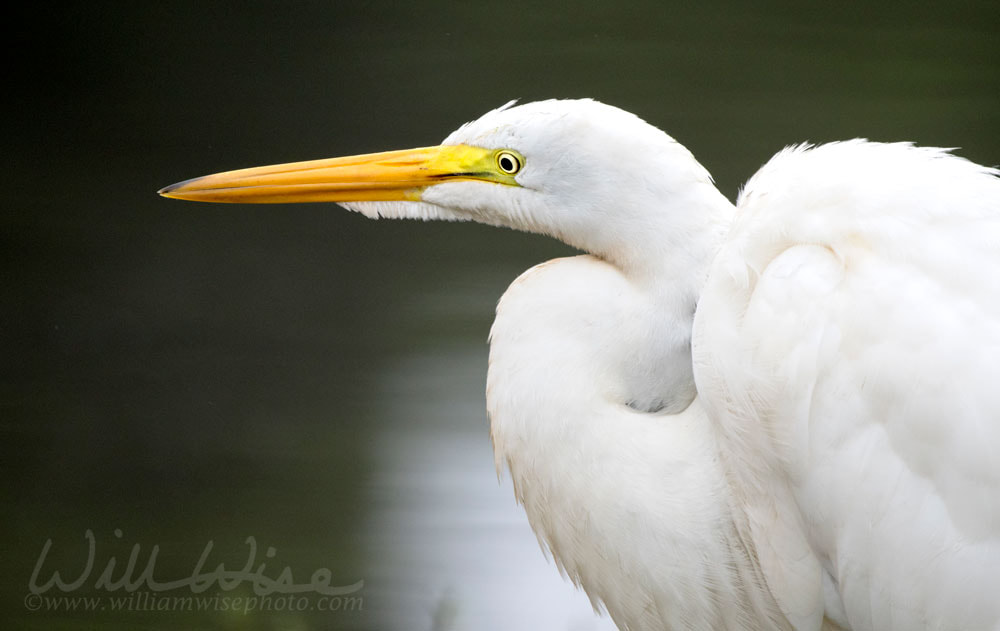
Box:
158;179;195;199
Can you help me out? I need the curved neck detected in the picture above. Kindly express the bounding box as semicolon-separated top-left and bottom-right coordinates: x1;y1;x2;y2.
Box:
598;179;736;413
610;178;734;285
487;255;785;629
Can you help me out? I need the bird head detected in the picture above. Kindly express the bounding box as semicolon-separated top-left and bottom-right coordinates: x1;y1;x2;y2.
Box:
160;99;716;261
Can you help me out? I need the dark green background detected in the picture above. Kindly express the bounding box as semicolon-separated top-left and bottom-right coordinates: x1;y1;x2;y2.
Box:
5;2;998;629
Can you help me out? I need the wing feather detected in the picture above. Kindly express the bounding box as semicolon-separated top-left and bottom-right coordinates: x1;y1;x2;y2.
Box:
695;141;1000;630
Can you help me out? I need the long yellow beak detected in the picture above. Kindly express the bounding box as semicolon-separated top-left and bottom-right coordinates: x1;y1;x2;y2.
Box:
158;144;512;204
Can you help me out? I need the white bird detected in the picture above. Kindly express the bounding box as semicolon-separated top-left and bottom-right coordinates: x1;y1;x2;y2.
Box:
160;99;1000;631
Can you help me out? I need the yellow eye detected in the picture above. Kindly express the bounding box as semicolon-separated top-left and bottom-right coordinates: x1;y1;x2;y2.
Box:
496;151;523;175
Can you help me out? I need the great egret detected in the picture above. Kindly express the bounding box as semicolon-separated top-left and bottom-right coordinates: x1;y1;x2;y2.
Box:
160;99;1000;631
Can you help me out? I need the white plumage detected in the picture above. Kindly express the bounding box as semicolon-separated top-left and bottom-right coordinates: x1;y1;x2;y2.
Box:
696;140;1000;630
160;99;1000;630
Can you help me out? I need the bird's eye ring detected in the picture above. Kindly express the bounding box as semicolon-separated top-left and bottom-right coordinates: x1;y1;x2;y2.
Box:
496;151;523;175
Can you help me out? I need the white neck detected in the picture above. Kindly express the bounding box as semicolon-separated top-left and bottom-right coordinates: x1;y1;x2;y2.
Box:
487;198;784;630
592;175;736;415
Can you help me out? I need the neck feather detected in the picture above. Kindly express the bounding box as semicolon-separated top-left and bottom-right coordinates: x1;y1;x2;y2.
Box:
487;253;783;629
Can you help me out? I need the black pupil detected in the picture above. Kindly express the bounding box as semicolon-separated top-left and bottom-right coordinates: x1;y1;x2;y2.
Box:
500;155;516;172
